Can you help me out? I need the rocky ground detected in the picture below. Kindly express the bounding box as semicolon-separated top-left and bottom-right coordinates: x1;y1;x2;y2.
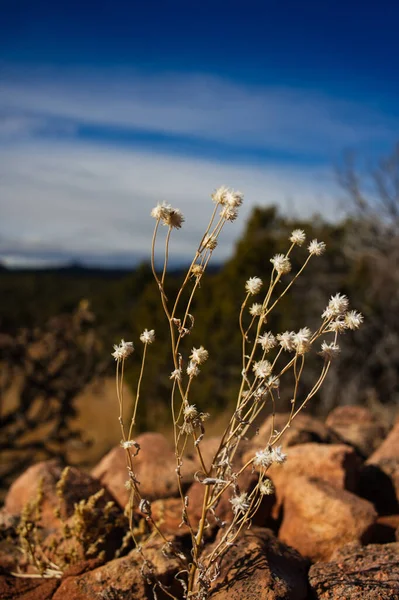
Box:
1;405;399;599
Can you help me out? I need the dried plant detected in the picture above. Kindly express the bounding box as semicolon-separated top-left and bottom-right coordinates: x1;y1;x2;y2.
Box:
112;188;364;599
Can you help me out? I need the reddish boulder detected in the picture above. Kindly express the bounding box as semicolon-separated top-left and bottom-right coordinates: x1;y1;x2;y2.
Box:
92;432;197;508
53;538;182;600
326;405;388;457
278;476;377;562
249;412;340;452
0;571;60;600
308;542;399;599
205;527;309;600
4;460;114;529
368;416;399;463
371;514;399;544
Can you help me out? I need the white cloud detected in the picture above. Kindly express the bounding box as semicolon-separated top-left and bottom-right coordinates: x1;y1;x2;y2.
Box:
0;139;340;267
0;67;396;154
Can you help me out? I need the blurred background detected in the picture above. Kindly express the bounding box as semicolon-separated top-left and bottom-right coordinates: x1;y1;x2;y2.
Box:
1;0;399;500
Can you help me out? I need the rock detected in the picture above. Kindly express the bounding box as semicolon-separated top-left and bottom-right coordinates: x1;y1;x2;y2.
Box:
278;476;377;562
0;569;60;600
308;542;399;599
53;539;182;600
368;417;399;463
250;412;340;452
4;460;114;529
257;443;362;521
325;405;388;458
92;432;197;508
370;515;399;544
205;527;309;600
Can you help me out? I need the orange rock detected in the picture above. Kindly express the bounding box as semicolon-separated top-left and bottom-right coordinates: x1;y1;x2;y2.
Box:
92;432;197;508
326;406;388;457
278;476;377;562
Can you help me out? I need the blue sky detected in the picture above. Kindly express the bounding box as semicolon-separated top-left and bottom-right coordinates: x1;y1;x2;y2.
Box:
1;0;398;267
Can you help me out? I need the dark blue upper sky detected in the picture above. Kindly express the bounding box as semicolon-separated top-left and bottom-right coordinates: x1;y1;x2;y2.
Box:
1;0;398;267
2;0;399;93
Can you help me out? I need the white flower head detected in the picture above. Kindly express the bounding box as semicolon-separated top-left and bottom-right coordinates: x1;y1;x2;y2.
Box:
187;361;200;377
245;277;263;295
151;202;172;221
203;235;218;250
140;329;155;344
271;446;287;464
249;303;263;317
170;368;182;381
345;310;364;330
289;229;306;246
308;239;326;256
253;359;272;379
190;346;208;364
270;254;291;275
229;492;250;515
220;205;239;222
267;376;280;389
253;448;273;468
224;188;244;208
320;341;340;360
293;328;312;354
111;339;134;361
277;331;296;352
322;293;349;319
257;332;277;353
164;207;184;229
259;479;275;496
212;186;229;205
184;404;199;420
329;318;347;333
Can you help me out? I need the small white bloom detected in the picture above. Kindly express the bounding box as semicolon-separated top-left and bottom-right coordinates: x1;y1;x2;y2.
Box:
140;329;155;344
190;346;209;364
187;361;200;377
254;448;273;468
111;339;134;361
289;229;306;246
249;303;263;317
191;264;204;278
257;332;277;352
329;318;347;333
254;386;268;401
164;207;184;229
345;310;364;330
220;205;239;222
224;188;244;208
270;254;291;275
293;328;312;354
151;202;172;221
170;368;182;381
277;331;296;352
253;359;272;379
308;239;326;256
121;440;136;449
322;293;349;319
259;479;275;495
212;186;229;205
245;277;263;295
229;492;250;515
271;446;287;464
183;404;198;420
320;341;340;360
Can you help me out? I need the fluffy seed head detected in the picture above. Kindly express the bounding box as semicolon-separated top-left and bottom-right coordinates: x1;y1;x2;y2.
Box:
345;310;364;330
184;404;199;420
140;329;155;344
170;368;182;381
111;339;134;361
212;186;229;205
224;188;244;208
245;277;263;295
190;346;208;364
308;239;326;256
259;479;275;495
220;205;239;222
229;492;250;515
277;331;296;352
293;328;312;354
187;361;200;377
322;293;349;319
289;229;306;246
253;359;273;379
270;254;291;275
249;303;263;317
203;235;218;250
320;341;340;360
257;332;277;353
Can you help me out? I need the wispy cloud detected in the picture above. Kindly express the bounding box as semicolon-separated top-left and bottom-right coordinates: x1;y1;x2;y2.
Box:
0;139;340;267
0;67;397;157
